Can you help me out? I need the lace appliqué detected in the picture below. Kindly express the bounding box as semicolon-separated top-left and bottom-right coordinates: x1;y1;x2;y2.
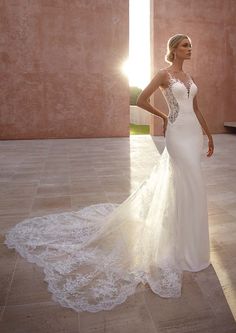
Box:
4;149;183;313
172;76;193;98
162;84;180;123
162;72;193;123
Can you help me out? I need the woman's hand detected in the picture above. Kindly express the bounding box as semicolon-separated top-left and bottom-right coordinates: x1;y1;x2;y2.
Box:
163;116;168;137
207;137;214;157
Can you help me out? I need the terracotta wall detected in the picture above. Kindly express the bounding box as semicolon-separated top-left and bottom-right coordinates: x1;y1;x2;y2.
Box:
150;0;236;135
0;0;129;139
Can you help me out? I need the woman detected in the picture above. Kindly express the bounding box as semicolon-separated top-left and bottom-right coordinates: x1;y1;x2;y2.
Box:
5;34;214;313
137;34;214;271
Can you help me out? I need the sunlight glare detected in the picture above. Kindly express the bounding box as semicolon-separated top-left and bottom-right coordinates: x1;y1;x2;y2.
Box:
122;0;150;89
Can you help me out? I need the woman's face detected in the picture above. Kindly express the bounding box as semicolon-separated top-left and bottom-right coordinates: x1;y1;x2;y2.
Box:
175;38;192;60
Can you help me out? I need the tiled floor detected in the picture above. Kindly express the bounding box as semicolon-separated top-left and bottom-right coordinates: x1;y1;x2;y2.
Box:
0;134;236;333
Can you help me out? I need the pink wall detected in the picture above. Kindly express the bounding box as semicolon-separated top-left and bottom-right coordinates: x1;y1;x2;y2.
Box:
0;1;129;139
150;0;236;135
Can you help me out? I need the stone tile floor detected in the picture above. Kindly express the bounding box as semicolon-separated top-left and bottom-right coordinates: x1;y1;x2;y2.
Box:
0;134;236;333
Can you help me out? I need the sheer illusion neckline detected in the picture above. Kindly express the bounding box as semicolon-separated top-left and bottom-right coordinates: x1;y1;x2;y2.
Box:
166;71;193;98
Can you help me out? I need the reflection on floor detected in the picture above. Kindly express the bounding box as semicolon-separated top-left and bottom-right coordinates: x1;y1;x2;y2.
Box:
0;134;235;333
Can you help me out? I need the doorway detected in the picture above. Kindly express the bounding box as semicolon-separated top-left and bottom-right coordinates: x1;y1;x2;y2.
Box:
122;0;151;135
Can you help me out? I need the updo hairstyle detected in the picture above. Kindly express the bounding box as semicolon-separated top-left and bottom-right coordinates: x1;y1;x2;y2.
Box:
165;34;191;63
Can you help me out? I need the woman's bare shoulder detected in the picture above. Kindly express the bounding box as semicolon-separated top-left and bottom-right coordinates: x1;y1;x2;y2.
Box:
156;68;170;76
154;68;171;86
154;68;170;88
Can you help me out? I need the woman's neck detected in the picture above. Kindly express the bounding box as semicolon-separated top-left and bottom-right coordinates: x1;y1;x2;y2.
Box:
169;59;184;72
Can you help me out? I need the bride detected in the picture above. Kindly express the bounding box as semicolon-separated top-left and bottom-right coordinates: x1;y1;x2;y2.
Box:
5;34;214;313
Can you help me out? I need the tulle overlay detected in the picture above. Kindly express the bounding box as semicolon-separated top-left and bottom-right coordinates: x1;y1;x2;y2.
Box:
4;70;210;312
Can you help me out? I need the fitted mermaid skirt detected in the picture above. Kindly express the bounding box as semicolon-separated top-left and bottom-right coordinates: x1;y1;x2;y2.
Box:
4;72;210;312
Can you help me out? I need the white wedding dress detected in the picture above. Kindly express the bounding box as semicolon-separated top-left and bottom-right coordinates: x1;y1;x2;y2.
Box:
4;70;210;313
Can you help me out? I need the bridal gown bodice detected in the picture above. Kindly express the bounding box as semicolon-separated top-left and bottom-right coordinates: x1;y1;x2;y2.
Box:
4;70;210;313
163;71;203;157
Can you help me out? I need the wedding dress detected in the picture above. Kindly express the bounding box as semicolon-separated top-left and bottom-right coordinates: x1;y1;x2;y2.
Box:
4;70;210;313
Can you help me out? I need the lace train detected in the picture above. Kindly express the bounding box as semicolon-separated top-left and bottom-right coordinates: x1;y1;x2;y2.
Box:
5;147;183;312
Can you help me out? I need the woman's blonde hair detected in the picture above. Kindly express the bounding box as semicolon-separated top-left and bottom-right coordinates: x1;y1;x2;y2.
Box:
165;34;191;63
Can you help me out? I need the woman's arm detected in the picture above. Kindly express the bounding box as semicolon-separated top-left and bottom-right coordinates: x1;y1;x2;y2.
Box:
136;70;168;121
192;76;214;157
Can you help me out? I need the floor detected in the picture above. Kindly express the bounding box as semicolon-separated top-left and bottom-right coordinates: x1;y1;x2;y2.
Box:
0;134;236;333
